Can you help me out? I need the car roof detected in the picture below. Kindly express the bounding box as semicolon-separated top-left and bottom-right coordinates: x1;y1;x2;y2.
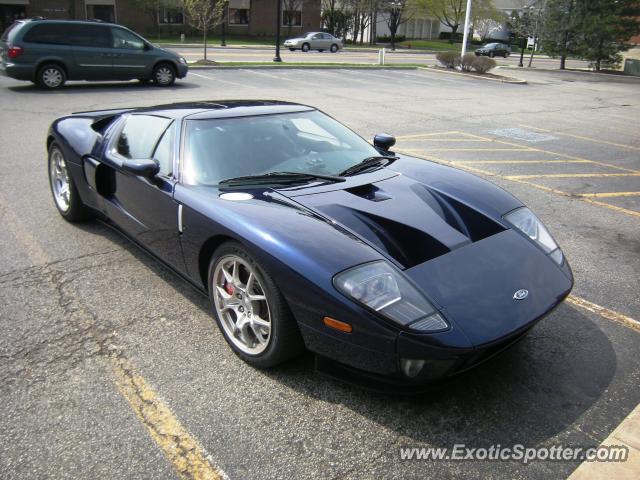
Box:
17;18;120;28
128;100;316;120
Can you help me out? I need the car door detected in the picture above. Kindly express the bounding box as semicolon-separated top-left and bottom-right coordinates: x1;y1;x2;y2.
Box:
69;23;114;80
109;26;150;80
310;33;324;50
100;114;186;272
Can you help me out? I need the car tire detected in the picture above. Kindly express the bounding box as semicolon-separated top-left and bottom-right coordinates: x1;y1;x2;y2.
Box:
489;51;495;58
504;52;509;58
330;44;339;53
208;241;304;368
48;142;92;222
37;64;66;89
301;43;310;52
152;63;176;87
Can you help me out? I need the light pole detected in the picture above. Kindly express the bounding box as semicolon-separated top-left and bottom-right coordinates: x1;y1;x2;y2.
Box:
273;0;282;62
460;0;473;58
221;1;228;47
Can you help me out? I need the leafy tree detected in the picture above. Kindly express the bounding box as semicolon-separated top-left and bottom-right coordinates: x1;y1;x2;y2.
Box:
540;0;585;69
184;0;225;61
419;0;466;38
381;0;415;50
575;0;640;70
321;7;354;39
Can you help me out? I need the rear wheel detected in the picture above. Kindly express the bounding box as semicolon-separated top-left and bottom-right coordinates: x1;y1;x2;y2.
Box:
208;241;304;368
503;52;509;58
301;43;310;52
489;51;495;58
152;63;176;86
48;142;92;222
330;43;339;53
37;64;66;89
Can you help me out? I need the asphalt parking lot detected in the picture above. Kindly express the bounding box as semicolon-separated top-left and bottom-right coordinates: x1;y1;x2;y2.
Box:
0;67;638;479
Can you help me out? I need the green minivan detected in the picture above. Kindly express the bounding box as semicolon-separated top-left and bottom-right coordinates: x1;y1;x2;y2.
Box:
0;18;188;89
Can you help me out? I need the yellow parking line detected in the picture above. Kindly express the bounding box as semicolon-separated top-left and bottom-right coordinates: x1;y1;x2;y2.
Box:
112;356;223;480
401;138;492;142
422;148;534;152
400;151;640;219
567;295;640;332
506;173;640;179
574;191;640;198
0;195;224;480
395;131;462;140
453;160;591;164
459;132;640;174
521;124;640;151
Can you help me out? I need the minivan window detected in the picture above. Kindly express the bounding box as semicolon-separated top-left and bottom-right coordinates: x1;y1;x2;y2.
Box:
1;21;20;42
23;24;70;45
112;28;145;50
68;24;110;48
117;115;173;160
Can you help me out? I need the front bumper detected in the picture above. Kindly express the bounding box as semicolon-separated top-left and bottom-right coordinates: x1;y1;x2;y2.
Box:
176;62;188;79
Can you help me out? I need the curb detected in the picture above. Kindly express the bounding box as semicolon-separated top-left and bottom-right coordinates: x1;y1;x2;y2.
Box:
501;64;640;80
420;66;527;84
568;403;640;480
188;64;419;70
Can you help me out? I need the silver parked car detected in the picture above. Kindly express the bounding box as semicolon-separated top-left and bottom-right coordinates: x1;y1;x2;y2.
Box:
284;32;343;53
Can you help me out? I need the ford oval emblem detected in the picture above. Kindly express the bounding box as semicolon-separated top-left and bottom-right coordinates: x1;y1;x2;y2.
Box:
513;289;529;300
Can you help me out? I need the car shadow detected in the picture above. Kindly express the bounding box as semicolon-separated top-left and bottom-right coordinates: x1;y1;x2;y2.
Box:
74;219;617;449
7;81;200;94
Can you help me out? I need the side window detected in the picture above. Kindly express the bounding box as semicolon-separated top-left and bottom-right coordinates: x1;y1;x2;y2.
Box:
23;24;70;45
152;123;175;176
116;115;172;160
68;24;110;48
112;27;145;50
312;34;322;40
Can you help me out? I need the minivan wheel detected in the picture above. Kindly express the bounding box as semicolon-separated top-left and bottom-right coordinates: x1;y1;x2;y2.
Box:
301;43;310;52
330;44;339;53
37;64;66;89
152;63;176;86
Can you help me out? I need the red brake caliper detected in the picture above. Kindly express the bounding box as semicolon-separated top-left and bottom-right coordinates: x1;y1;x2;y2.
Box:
224;280;235;296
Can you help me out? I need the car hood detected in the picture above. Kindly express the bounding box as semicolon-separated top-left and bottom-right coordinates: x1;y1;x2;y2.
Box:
274;160;572;345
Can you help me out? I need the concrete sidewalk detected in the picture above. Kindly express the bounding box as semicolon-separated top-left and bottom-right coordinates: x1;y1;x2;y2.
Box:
569;404;640;479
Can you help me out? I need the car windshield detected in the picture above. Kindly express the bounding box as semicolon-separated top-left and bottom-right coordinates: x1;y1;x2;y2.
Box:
182;111;381;186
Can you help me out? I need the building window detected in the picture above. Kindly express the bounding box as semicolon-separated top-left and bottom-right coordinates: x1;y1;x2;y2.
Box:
228;9;249;25
282;0;302;27
159;6;184;25
228;0;250;25
85;1;116;23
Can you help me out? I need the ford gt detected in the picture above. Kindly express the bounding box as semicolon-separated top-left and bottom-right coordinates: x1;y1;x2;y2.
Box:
47;100;573;385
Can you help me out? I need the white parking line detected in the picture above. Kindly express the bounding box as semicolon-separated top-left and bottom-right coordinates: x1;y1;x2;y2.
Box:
189;71;255;88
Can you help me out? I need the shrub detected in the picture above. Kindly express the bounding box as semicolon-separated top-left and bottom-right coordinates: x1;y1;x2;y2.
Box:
438;32;463;42
472;56;497;74
460;53;476;72
436;51;460;69
376;34;406;43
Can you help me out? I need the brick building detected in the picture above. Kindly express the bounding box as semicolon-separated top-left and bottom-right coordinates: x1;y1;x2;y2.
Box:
1;1;321;37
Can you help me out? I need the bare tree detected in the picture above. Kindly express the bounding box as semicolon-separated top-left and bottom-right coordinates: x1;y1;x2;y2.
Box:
184;0;226;61
382;0;414;50
282;0;304;37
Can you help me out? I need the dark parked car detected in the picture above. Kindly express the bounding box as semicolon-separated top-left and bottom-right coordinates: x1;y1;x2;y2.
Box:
0;18;188;89
46;100;573;386
475;42;511;58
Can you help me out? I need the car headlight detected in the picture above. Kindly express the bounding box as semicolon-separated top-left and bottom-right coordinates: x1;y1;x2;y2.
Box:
333;261;448;332
504;207;563;264
179;57;187;65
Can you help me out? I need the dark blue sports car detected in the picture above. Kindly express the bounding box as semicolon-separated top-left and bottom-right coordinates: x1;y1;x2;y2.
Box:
47;100;573;385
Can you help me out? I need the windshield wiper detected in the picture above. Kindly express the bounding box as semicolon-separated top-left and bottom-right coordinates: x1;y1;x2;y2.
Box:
218;171;346;187
339;156;398;177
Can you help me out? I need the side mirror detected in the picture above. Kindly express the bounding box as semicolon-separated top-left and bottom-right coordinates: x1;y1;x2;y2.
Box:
373;133;396;151
121;158;160;178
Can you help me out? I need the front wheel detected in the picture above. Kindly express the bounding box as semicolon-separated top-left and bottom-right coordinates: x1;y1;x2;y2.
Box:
152;63;176;86
48;143;92;222
37;64;66;89
489;51;495;58
301;43;310;52
208;242;304;368
330;44;339;53
504;52;509;58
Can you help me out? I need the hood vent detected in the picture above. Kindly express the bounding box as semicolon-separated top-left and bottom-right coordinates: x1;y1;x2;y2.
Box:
346;184;391;202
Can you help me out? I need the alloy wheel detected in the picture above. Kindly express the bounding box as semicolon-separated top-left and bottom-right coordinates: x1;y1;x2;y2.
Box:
212;255;272;355
49;148;70;212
